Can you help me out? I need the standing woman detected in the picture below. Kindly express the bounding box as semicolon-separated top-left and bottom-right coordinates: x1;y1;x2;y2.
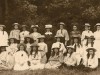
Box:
94;23;100;58
45;24;54;61
56;22;69;45
0;24;8;46
30;25;41;43
70;25;81;45
83;47;98;70
20;25;29;43
9;23;20;42
14;43;29;71
81;23;93;46
38;35;48;64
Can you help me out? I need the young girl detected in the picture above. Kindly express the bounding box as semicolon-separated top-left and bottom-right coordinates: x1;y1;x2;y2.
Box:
29;43;45;70
83;47;98;70
70;25;81;44
7;37;18;54
64;46;77;67
9;23;20;41
14;43;29;70
81;23;93;46
20;25;29;43
0;25;8;46
30;25;41;43
94;23;100;58
0;46;14;70
38;35;48;64
45;24;54;61
45;43;62;69
24;35;34;55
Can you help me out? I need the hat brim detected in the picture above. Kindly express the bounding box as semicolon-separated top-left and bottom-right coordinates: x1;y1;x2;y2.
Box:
86;48;96;52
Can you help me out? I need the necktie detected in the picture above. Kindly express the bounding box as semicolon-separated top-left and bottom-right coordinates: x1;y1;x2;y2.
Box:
61;29;63;34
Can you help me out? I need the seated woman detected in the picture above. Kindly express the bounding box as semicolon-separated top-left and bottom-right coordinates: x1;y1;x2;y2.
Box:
14;43;29;71
29;43;45;70
45;43;62;69
64;46;77;67
0;46;14;70
83;47;98;70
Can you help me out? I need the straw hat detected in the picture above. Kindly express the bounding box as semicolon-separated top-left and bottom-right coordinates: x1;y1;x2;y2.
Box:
45;24;52;29
59;22;65;25
52;43;60;49
38;35;45;39
31;25;38;28
0;24;6;28
13;23;20;26
85;23;91;27
86;47;96;52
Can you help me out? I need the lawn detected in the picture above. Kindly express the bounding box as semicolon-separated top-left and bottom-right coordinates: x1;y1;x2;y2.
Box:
0;67;100;75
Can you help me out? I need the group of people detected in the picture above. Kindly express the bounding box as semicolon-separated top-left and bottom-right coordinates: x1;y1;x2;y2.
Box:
0;22;100;71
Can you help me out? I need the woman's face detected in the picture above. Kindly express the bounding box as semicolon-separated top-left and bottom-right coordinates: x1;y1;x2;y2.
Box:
73;26;77;31
1;47;6;52
56;37;61;42
87;38;92;43
68;48;73;54
32;46;37;51
40;38;44;42
26;38;31;42
22;27;26;31
54;48;59;54
89;50;94;55
74;38;78;43
60;25;64;29
0;26;3;31
97;26;100;30
33;28;37;32
46;28;51;32
10;39;15;43
14;25;19;29
19;45;25;51
85;26;90;30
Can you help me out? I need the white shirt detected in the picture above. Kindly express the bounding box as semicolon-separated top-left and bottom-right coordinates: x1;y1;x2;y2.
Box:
20;31;29;41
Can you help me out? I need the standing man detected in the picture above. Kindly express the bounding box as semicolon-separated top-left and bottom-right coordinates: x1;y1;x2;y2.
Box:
56;22;69;45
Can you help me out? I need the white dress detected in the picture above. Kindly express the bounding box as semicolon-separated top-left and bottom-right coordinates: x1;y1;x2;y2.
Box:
14;51;29;70
29;52;45;70
81;30;93;46
0;31;8;46
64;52;77;66
20;31;29;43
30;32;41;43
94;30;100;58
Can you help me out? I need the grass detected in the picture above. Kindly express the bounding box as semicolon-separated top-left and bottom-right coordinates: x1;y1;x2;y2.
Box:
0;67;100;75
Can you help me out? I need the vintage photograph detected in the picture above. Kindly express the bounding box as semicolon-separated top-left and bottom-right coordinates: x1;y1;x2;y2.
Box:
0;0;100;75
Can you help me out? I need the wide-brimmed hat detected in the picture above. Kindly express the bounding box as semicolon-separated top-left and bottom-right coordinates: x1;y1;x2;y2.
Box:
84;23;91;27
8;36;17;40
17;43;26;49
67;46;74;49
45;24;52;29
0;24;6;28
86;47;96;52
12;23;20;26
55;34;64;38
31;25;38;28
52;43;60;49
94;23;100;27
59;22;65;25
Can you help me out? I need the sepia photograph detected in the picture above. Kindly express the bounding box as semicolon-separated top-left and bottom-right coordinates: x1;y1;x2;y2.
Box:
0;0;100;75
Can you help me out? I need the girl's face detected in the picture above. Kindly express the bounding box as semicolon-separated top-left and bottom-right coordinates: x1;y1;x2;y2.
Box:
0;26;3;31
19;45;25;51
46;28;51;32
97;26;100;30
87;38;92;43
22;27;26;31
14;25;19;29
54;48;59;54
40;38;44;42
74;38;78;43
1;47;6;52
85;26;90;30
32;46;37;51
56;37;61;42
89;50;94;55
68;48;73;54
33;28;37;32
73;26;77;31
26;38;31;42
60;25;64;29
10;39;15;43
